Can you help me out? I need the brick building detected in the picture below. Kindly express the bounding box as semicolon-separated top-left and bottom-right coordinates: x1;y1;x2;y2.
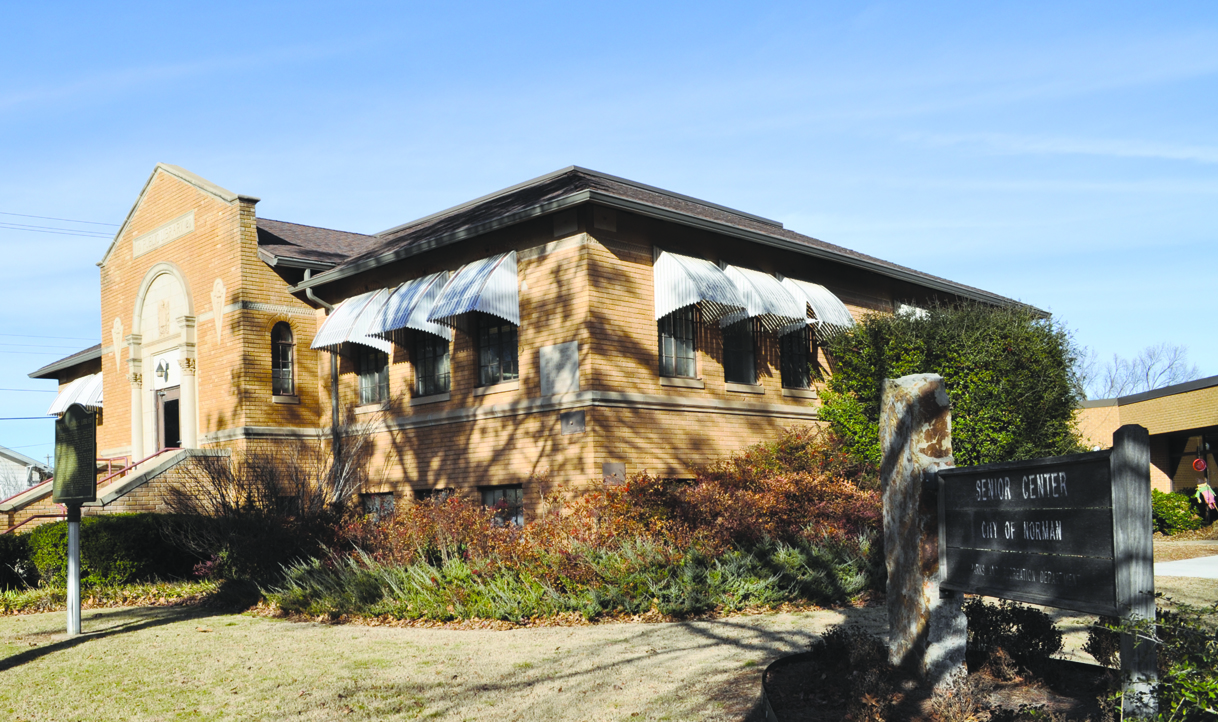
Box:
1078;376;1218;493
8;164;1028;529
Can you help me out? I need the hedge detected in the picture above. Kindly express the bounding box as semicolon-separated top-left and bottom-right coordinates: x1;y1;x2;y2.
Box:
1152;490;1207;535
26;513;197;587
0;532;38;590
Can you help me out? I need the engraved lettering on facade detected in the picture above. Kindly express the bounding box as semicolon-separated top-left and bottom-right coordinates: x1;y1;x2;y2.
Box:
132;211;196;258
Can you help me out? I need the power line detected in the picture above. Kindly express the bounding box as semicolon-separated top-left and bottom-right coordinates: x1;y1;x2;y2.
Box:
0;388;56;393
0;417;55;421
0;350;72;355
5;442;53;449
0;342;102;350
0;210;119;226
0;223;112;239
0;333;99;341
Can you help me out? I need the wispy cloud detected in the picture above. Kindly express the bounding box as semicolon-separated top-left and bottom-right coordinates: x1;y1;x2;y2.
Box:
908;132;1218;165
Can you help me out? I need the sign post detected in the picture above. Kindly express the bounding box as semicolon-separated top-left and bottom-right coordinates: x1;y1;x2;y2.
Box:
937;424;1156;717
53;403;97;637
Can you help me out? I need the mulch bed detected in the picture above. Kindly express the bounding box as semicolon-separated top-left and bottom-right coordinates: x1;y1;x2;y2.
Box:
764;644;1113;721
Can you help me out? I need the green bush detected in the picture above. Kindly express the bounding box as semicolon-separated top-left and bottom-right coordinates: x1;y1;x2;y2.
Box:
963;597;1063;673
0;532;38;590
822;302;1086;467
1152;490;1207;535
28;514;196;587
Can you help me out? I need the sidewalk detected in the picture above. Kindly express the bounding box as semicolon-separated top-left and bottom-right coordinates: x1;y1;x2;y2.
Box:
1155;555;1218;579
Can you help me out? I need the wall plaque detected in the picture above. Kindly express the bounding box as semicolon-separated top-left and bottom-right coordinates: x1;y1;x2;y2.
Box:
53;404;97;504
132;210;195;258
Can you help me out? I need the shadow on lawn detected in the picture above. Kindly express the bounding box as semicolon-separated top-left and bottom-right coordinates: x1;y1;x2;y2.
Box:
329;607;885;720
0;580;259;673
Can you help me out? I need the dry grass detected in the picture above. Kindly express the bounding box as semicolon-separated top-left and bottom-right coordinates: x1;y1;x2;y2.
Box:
0;603;884;721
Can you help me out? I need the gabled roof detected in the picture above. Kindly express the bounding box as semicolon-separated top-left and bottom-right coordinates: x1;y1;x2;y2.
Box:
99;163;260;267
0;444;51;472
256;218;382;270
292;166;1039;313
29;344;102;380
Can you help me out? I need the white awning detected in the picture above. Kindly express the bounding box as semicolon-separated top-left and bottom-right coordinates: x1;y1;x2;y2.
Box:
311;289;393;353
781;278;856;337
427;251;519;327
47;373;103;416
720;265;806;332
653;251;744;321
367;272;452;341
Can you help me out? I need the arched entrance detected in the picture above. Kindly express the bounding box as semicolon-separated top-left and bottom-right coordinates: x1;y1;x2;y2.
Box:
130;263;197;458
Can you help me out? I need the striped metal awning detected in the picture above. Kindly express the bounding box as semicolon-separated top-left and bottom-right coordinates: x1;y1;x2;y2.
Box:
781;278;856;337
653;251;744;321
720;265;806;332
47;373;103;416
427;251;520;328
311;289;393;353
367;272;452;341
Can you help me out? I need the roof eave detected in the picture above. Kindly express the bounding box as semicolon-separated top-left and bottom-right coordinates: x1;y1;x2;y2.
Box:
293;190;1042;315
257;247;338;271
29;347;103;380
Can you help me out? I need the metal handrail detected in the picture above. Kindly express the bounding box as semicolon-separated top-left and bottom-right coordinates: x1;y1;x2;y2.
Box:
95;447;182;488
4;512;66;535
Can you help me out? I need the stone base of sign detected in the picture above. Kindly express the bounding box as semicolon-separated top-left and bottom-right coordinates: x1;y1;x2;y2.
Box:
881;373;966;687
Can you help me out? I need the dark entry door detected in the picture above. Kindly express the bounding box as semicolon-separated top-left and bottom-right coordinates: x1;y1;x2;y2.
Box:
157;386;181;450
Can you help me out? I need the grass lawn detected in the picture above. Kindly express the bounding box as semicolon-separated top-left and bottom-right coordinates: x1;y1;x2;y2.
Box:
0;603;880;721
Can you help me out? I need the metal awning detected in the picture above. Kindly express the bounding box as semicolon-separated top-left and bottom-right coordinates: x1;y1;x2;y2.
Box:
427;251;520;327
311;289;393;353
47;373;103;416
720;265;806;332
366;272;452;341
653;251;744;321
781;278;856;337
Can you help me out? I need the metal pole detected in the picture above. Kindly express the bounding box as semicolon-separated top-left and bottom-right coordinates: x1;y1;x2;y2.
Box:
66;504;81;636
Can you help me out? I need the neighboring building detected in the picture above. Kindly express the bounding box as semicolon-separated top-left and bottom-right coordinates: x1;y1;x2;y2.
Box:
0;445;51;501
9;164;1031;531
1078;376;1218;493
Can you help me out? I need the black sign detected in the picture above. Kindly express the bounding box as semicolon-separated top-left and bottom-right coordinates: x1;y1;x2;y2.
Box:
53;404;96;505
938;449;1125;616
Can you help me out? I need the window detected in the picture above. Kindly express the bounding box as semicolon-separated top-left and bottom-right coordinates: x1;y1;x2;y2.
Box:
722;318;756;385
271;322;295;395
357;346;389;404
362;492;395;521
780;325;813;389
414;332;451;397
414;488;453;503
658;306;697;378
481;485;524;527
477;314;518;387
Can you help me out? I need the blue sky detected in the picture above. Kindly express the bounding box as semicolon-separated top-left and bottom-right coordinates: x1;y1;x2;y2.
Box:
1;2;1216;459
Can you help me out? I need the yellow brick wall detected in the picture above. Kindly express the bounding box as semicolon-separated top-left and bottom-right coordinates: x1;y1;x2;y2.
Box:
1075;404;1121;450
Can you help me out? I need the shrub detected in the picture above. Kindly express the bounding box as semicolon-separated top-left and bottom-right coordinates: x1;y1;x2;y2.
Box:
27;514;196;587
0;532;38;590
1152;489;1207;535
821;302;1087;467
963;597;1063;674
162;441;368;581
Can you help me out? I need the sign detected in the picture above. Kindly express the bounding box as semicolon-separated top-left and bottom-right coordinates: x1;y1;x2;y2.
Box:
938;429;1152;618
53;404;97;504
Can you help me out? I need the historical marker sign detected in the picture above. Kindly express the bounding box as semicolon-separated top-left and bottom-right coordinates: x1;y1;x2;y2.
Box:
938;427;1152;618
53;403;97;504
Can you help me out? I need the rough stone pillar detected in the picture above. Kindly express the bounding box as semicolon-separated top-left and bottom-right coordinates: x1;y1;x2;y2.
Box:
881;373;966;686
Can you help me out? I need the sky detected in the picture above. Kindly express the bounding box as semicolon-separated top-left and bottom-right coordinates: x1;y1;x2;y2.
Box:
1;1;1215;460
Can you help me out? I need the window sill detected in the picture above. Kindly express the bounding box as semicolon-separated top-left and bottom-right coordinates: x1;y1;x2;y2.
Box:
782;388;818;399
660;376;705;389
354;402;387;415
410;392;451;407
272;394;300;405
725;382;764;395
473;380;520;397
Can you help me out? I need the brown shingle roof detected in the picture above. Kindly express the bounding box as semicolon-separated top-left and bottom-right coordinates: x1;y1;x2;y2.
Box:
298;166;1036;312
29;344;102;380
257;218;381;266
